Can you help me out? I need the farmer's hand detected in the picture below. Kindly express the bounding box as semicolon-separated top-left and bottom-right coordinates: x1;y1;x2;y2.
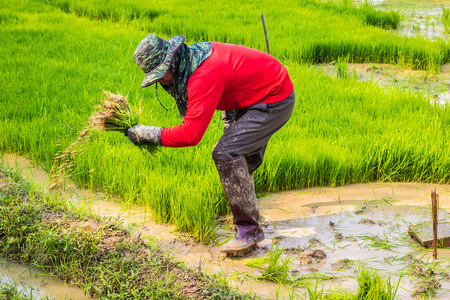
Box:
126;124;164;146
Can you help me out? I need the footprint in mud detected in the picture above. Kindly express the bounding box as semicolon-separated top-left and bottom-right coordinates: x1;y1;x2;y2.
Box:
331;258;353;270
328;221;336;229
334;232;344;240
358;218;385;225
298;249;327;264
355;205;369;214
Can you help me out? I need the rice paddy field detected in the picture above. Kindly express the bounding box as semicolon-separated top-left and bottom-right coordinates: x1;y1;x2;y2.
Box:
2;0;450;246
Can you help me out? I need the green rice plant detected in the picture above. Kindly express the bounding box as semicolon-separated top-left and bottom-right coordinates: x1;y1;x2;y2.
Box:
242;255;270;268
354;263;401;300
260;241;291;283
293;264;399;299
3;0;450;242
318;0;402;29
442;5;450;34
35;0;445;70
336;56;350;79
302;278;327;300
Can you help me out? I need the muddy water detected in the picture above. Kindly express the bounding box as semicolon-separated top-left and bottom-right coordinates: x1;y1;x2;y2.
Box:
368;0;450;40
0;260;92;300
4;152;450;299
258;184;450;299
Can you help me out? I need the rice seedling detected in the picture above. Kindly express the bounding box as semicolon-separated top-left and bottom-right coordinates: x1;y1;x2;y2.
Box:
49;124;93;191
411;278;441;299
90;91;159;154
3;0;450;242
242;255;270;269
49;91;157;191
354;263;401;300
442;4;450;34
260;241;292;283
336;56;350;79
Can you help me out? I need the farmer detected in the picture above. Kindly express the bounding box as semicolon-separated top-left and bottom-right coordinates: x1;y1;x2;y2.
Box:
127;33;295;255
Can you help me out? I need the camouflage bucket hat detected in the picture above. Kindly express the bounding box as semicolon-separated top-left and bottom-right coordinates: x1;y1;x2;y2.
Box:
133;34;185;88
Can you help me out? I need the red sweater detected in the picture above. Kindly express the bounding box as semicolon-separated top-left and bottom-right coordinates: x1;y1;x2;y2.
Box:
161;42;294;147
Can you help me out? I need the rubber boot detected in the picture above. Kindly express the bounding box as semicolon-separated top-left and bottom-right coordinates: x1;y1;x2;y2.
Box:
215;156;265;254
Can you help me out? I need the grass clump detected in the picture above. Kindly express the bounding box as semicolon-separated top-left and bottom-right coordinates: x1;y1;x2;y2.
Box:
354;264;400;300
300;263;400;299
442;5;450;34
260;242;292;283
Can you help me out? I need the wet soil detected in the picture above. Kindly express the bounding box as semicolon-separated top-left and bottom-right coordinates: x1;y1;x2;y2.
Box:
4;153;450;299
369;0;450;40
318;62;450;104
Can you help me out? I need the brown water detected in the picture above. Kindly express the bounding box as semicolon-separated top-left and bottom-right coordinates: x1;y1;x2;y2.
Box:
0;260;93;300
3;152;450;299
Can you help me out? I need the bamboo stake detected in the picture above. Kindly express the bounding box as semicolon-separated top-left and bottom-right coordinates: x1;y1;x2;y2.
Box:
261;13;270;55
432;189;438;259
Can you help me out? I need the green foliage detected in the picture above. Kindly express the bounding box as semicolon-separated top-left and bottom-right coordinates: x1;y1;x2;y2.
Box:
260;242;291;283
336;56;350;79
34;0;447;70
0;163;251;300
299;264;400;299
0;283;52;300
442;5;450;34
2;0;450;242
354;264;400;300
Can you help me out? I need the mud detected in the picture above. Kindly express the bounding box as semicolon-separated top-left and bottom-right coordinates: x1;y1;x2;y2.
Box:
4;152;450;299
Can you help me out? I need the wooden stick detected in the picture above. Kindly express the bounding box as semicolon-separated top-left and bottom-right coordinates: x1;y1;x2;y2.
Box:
432;189;438;259
260;13;270;55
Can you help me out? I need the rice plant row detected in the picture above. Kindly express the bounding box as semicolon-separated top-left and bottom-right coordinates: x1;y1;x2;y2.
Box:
35;0;448;71
2;0;450;241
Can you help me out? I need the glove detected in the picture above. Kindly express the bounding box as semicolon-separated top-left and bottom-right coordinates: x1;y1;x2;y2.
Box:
126;124;164;146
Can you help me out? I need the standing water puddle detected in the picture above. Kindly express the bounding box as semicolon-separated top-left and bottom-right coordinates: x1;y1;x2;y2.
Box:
0;260;93;300
3;152;450;299
367;0;450;40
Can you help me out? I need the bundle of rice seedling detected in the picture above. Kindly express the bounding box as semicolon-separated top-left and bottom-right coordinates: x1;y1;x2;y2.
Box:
50;124;93;191
90;91;139;132
49;91;157;192
90;91;159;154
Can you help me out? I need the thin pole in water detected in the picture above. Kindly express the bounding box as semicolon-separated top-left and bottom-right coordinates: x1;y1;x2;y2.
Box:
261;13;270;55
432;189;438;259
